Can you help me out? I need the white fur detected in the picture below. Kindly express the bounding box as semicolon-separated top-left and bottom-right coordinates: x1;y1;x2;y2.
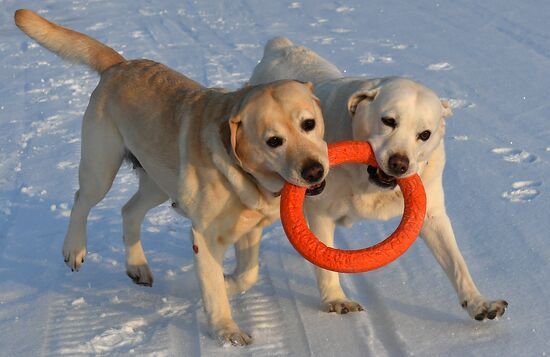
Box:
249;37;507;321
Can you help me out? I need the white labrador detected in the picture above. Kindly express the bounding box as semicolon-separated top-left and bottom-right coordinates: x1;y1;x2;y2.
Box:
248;37;507;321
15;12;330;345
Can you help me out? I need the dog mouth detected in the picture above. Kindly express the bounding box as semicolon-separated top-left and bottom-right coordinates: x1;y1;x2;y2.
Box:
367;166;397;189
305;180;326;196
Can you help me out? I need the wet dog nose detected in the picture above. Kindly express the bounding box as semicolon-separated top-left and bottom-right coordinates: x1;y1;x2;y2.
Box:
388;154;409;175
301;160;324;183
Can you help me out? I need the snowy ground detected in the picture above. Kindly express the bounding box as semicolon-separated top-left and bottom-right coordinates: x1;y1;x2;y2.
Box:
1;0;549;356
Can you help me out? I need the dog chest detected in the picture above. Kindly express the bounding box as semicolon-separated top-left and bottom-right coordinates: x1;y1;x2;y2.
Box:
214;208;267;244
346;188;405;223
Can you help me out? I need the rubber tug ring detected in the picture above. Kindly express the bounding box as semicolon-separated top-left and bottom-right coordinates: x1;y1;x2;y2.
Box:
280;141;427;273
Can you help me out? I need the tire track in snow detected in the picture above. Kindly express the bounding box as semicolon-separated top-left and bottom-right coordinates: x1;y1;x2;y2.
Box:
196;244;298;355
262;224;409;356
495;18;550;62
155;0;260;88
0;34;37;251
1;34;83;357
337;224;410;357
134;3;241;91
259;231;314;356
1;17;95;355
43;291;194;355
44;294;113;355
183;1;245;88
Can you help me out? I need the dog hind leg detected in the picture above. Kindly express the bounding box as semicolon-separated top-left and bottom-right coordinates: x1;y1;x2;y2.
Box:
62;109;125;271
122;170;168;286
225;227;262;296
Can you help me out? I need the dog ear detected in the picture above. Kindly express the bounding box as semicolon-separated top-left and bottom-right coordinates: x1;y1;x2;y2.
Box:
348;87;379;116
441;100;453;119
225;87;260;166
220;99;245;166
228;112;244;166
311;94;321;106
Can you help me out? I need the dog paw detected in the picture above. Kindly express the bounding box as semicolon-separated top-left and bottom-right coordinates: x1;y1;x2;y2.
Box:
323;299;364;314
62;242;87;271
215;324;253;346
462;297;508;321
126;264;153;287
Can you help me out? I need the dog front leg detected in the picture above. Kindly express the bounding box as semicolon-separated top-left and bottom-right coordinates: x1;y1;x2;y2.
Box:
421;208;508;321
192;228;252;346
307;212;364;314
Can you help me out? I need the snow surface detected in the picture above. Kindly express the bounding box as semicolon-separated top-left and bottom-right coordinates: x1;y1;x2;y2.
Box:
1;0;549;356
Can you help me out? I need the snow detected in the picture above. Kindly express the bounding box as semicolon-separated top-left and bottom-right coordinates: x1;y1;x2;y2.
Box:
1;0;549;355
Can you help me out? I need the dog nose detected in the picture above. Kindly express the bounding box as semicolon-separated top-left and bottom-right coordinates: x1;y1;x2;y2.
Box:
388;154;409;175
301;160;324;183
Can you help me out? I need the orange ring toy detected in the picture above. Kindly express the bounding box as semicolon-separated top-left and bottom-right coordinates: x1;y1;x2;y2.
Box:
280;141;427;273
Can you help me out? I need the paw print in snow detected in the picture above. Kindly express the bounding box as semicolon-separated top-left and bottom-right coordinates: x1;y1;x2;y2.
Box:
491;147;537;164
502;181;541;203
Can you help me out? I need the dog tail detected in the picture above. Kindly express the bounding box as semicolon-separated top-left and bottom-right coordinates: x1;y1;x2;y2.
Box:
264;37;294;54
14;9;125;73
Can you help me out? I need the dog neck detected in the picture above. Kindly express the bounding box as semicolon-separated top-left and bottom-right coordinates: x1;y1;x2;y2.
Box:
244;171;282;198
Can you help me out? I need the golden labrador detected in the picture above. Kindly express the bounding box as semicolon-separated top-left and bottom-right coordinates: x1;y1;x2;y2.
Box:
15;12;329;345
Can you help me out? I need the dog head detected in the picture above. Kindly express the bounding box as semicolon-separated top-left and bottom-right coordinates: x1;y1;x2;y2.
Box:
348;78;452;189
228;80;329;195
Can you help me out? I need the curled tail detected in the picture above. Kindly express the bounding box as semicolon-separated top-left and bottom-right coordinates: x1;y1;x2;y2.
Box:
14;9;125;73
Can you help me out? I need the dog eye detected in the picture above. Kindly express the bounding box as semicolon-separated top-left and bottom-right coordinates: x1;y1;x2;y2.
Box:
266;136;284;148
381;117;397;128
301;119;316;132
418;130;431;141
